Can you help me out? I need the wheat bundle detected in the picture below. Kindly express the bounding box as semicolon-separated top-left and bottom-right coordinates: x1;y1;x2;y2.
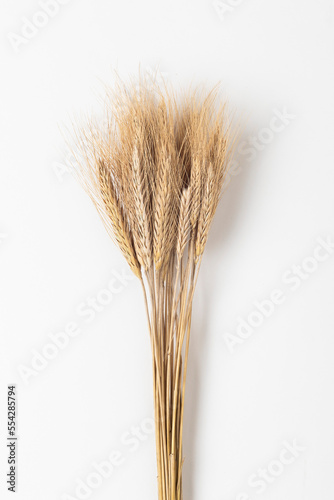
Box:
73;77;234;500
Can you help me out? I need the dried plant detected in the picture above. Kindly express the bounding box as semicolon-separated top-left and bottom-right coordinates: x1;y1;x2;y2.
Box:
73;76;234;500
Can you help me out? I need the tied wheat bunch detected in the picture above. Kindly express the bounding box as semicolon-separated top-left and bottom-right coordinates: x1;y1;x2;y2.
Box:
73;77;234;500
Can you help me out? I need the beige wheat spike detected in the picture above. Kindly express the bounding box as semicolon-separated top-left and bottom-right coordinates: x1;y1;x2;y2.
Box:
189;155;202;228
131;145;152;271
176;187;191;263
98;161;142;278
154;151;175;271
195;163;215;263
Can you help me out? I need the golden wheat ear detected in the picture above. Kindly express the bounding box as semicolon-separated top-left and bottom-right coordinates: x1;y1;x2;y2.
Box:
72;76;236;500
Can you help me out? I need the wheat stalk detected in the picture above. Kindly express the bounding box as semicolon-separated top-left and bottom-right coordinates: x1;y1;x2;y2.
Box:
72;76;235;500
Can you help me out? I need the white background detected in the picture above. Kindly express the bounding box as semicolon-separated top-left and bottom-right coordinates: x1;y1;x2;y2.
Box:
1;0;334;499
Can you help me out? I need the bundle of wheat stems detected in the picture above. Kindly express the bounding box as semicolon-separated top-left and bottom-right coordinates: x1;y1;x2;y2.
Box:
73;77;234;500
